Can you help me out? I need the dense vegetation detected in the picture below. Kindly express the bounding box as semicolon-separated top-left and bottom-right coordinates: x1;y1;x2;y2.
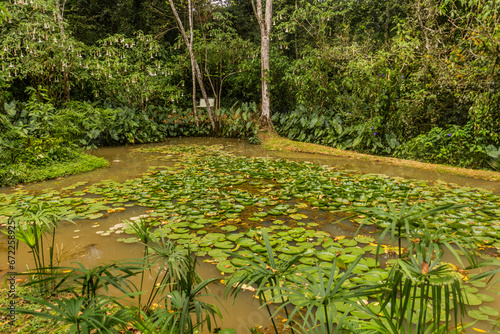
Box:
0;0;499;187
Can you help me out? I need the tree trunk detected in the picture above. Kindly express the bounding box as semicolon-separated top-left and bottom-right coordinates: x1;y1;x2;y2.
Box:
168;0;216;131
188;0;199;127
192;67;199;127
252;0;273;128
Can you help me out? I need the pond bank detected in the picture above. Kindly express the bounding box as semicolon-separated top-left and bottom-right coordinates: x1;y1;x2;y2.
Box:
258;130;500;183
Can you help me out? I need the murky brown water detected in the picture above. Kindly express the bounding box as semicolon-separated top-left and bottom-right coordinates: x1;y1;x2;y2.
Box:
1;137;499;333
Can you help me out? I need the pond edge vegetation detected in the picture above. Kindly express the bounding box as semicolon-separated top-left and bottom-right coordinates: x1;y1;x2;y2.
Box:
258;130;500;183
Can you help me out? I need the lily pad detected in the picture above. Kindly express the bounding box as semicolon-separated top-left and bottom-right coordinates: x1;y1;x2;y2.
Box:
249;244;266;253
188;223;204;229
464;292;483;306
476;293;495;302
237;238;257;247
120;237;140;244
289;213;308;220
208;249;229;258
338;239;357;247
217;260;235;274
338;254;358;263
226;233;243;242
221;225;238;232
316;251;335;261
213;241;234;249
479;306;499;317
468;310;488;321
354;235;375;244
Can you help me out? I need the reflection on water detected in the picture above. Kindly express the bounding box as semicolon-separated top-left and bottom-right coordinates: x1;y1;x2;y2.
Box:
1;137;499;333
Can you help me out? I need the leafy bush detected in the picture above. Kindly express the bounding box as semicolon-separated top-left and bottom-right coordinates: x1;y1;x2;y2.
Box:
0;91;260;186
215;102;260;143
0;92;78;166
395;121;500;170
273;105;400;155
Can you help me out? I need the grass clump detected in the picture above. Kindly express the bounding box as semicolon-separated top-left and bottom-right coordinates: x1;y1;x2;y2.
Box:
0;150;108;187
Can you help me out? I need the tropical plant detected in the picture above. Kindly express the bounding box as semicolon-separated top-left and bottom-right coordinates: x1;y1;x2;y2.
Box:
11;202;72;292
359;242;468;334
345;196;476;333
347;196;470;261
226;229;302;334
272;106;400;155
131;245;221;334
16;295;132;334
55;261;142;301
270;256;385;334
216;102;260;141
86;32;182;110
0;0;86;104
139;226;189;311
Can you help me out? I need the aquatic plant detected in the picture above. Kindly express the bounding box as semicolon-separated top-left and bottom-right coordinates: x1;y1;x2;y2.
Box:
347;198;477;333
226;229;302;334
271;255;385;334
140;227;190;311
12;203;72;292
131;250;221;334
16;295;132;334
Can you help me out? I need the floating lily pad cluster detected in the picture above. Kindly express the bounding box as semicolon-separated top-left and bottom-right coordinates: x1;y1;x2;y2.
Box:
1;144;499;326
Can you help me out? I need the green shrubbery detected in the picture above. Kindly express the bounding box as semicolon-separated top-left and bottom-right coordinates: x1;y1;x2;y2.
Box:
395;122;500;170
0;151;108;187
0;90;260;186
273;105;500;170
272;106;398;155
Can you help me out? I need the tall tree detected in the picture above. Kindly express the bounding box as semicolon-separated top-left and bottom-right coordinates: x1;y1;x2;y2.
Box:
189;0;199;127
168;0;216;131
251;0;272;126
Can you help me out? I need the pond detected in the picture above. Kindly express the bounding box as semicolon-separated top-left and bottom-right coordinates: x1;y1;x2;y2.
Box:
1;137;499;333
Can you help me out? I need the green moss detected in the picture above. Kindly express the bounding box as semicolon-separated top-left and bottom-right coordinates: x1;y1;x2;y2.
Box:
0;151;109;187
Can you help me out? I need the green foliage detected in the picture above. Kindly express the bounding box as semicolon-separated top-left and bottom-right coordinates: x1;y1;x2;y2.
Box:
345;198;478;333
0;151;108;187
273;103;499;169
273;257;384;334
17;295;131;334
0;0;86;104
273;106;400;155
8;203;72;292
193;12;257;109
226;229;301;333
86;33;182;110
0;90;77;166
0;91;110;186
395;122;500;170
215;102;260;142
